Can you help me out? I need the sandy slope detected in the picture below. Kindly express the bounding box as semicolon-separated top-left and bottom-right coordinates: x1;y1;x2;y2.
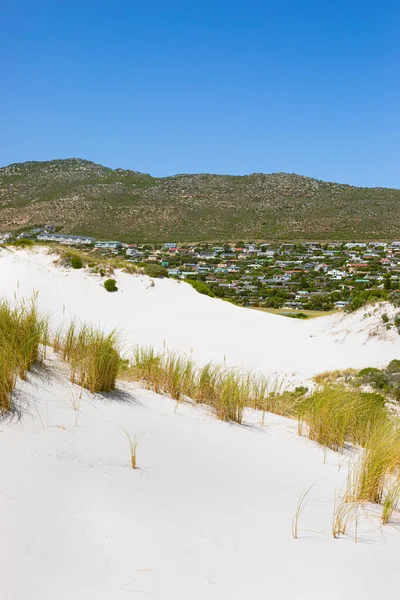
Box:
1;247;400;599
0;247;399;384
0;354;399;600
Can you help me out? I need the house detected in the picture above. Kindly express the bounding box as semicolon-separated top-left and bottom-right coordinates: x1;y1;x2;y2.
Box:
334;301;348;309
347;263;369;273
164;242;177;249
0;233;12;243
327;269;345;280
95;241;122;250
344;243;367;249
37;233;95;245
126;247;142;258
283;302;304;309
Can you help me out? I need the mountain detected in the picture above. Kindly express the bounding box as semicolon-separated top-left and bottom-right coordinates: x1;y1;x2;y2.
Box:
0;158;399;241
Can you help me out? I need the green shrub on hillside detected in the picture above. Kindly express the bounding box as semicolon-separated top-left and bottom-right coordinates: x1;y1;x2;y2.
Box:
70;256;83;269
358;367;390;392
387;360;400;373
13;238;34;247
388;292;400;308
104;278;118;292
143;264;168;278
345;289;388;312
186;279;215;297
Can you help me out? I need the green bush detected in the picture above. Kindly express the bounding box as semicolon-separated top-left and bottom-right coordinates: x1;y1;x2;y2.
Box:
382;313;389;323
70;256;83;269
387;359;400;373
358;367;390;391
104;278;118;292
13;238;34;247
388;292;400;308
186;279;215;297
143;264;168;278
295;386;308;395
345;289;388;312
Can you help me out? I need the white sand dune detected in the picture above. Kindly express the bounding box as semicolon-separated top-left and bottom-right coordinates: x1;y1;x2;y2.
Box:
1;247;400;599
0;247;399;384
1;354;399;600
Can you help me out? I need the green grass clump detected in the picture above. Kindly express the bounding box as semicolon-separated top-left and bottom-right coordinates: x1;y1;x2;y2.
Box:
0;298;48;410
298;387;387;451
128;346;291;425
162;351;196;401
352;419;400;504
381;480;400;524
54;323;121;392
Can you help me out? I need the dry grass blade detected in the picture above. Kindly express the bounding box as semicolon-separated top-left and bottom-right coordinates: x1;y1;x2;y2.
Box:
332;494;354;538
292;483;315;539
122;427;142;469
381;480;400;525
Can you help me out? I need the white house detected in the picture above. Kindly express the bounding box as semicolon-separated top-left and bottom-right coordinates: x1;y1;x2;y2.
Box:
95;241;122;250
37;233;95;245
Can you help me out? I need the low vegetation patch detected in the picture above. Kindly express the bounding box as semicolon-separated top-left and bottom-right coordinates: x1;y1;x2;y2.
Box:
12;238;35;247
104;278;118;292
54;323;121;392
128;346;296;424
70;256;83;269
0;298;48;411
143;264;168;278
185;279;215;297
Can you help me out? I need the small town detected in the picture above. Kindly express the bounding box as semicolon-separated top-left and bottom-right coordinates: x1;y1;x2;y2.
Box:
3;226;399;313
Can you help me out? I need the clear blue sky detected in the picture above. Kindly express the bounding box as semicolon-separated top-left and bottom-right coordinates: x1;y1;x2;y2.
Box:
1;0;399;187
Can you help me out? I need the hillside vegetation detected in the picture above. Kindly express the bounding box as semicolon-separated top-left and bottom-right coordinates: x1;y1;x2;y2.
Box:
0;158;399;241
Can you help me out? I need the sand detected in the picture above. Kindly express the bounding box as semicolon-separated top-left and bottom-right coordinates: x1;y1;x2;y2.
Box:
0;246;399;599
1;353;399;600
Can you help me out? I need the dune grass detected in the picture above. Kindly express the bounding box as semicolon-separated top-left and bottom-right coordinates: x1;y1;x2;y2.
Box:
0;298;48;411
128;345;295;425
351;419;400;504
54;323;121;392
292;483;314;539
297;387;387;451
381;480;400;525
122;427;141;469
332;494;354;538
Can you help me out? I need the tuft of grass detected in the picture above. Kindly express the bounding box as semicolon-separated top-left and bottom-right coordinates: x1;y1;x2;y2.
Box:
332;494;354;538
54;323;121;392
0;298;48;410
314;369;357;386
130;345;164;393
122;427;141;469
292;483;314;539
215;371;249;424
162;351;196;401
381;480;400;525
297;386;387;451
353;418;400;504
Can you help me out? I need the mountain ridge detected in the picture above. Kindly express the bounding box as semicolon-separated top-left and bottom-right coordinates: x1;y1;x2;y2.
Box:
0;158;398;241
